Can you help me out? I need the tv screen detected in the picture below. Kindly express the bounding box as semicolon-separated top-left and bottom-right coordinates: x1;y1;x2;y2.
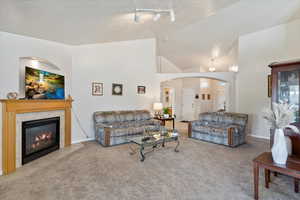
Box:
25;66;65;99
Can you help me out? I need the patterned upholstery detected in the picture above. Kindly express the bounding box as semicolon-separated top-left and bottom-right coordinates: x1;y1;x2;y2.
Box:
94;110;161;146
189;112;248;147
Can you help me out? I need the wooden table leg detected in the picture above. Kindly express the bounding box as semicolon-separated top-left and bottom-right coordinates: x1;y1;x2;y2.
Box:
172;119;175;130
264;169;270;188
295;178;299;193
254;162;259;200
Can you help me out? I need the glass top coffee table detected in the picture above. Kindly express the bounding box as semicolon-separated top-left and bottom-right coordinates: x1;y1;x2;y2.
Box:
128;129;180;162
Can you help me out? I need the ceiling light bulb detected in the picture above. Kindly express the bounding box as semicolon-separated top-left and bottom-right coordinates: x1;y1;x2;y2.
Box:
153;13;161;21
170;10;175;22
209;67;216;72
229;65;238;72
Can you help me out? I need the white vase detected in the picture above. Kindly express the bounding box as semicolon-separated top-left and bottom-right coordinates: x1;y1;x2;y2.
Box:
285;136;292;155
271;129;288;165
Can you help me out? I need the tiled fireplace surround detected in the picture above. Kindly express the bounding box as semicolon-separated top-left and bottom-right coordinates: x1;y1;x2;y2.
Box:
15;111;65;168
0;99;72;175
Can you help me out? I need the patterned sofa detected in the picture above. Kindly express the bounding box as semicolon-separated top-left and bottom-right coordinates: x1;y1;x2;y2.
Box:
94;110;161;146
188;112;248;147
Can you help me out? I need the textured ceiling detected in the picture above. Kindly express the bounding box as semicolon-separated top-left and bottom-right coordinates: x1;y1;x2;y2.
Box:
160;0;300;71
0;0;300;71
0;0;239;44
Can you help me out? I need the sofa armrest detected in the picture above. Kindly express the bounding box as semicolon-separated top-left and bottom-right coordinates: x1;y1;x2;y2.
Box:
227;125;246;147
95;123;112;147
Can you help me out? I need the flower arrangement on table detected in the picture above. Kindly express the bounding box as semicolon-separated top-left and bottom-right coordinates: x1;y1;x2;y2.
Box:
263;102;299;165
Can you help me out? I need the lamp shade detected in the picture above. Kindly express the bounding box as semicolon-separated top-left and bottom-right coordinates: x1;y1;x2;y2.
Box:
153;102;163;110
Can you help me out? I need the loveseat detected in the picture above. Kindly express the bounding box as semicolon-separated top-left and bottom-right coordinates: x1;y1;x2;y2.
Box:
188;112;248;147
94;110;161;146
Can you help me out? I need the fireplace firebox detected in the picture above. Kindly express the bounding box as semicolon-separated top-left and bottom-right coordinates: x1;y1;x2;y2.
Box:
22;117;60;165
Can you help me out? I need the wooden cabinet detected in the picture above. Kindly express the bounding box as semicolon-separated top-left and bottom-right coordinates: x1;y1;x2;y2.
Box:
269;60;300;156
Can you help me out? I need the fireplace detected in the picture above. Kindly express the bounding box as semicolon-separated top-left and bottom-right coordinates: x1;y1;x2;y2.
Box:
22;117;60;165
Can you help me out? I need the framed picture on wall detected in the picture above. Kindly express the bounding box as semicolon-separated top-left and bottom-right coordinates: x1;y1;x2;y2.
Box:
207;94;211;100
92;82;103;96
268;75;272;97
137;86;146;94
112;83;123;96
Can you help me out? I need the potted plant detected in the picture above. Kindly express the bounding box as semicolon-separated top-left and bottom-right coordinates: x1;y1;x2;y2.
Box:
163;107;170;118
263;102;299;165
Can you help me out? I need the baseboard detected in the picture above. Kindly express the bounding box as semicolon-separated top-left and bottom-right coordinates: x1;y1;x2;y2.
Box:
250;134;270;140
72;137;95;144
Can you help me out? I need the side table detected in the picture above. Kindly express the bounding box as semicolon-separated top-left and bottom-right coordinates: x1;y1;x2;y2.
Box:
154;117;175;130
253;152;300;200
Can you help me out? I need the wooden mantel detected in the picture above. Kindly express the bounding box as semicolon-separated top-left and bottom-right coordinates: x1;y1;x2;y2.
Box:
1;97;73;175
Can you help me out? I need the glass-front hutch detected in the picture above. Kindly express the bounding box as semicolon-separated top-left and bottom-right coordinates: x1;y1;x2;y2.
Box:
269;60;300;156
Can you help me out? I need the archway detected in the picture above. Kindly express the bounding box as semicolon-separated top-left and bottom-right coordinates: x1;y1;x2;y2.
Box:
156;72;236;116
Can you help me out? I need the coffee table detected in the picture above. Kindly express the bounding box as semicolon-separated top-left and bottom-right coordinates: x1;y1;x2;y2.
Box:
128;130;180;162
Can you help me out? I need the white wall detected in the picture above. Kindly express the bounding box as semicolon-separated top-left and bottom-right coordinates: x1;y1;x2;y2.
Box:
159;56;182;73
0;32;72;98
71;39;160;141
0;32;160;144
237;19;300;139
0;31;72;175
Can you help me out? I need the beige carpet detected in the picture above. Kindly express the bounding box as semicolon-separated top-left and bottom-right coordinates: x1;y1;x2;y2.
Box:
0;122;299;200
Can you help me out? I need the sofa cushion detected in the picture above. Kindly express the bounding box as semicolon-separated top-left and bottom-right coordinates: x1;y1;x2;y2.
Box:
94;111;117;123
120;111;135;121
110;127;144;137
199;112;218;122
134;110;151;121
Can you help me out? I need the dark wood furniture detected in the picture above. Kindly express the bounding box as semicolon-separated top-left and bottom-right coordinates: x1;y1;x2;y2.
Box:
269;60;300;156
253;152;300;200
154;117;175;130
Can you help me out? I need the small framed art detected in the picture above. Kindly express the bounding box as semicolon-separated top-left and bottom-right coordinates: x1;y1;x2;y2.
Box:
112;83;123;96
137;86;146;94
207;94;211;100
92;82;103;96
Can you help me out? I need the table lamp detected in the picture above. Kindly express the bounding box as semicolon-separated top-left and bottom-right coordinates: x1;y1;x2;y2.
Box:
153;102;163;117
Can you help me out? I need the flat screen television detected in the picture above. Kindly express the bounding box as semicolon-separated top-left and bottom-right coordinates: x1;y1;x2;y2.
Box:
25;66;65;99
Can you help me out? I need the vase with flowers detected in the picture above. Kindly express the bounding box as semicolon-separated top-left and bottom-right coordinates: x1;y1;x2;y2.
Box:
263;102;299;165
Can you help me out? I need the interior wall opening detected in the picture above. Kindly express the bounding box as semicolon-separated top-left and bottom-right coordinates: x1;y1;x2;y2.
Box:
160;77;227;121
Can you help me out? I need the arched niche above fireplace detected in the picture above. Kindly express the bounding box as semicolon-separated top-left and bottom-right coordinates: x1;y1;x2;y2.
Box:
19;57;65;99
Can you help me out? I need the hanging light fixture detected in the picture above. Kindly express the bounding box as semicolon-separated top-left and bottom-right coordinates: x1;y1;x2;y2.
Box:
134;12;140;23
209;58;216;72
170;9;175;22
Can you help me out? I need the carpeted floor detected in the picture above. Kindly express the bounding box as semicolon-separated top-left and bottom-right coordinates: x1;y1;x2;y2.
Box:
0;123;299;200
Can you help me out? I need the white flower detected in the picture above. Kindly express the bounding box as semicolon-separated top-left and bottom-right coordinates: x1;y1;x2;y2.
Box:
263;102;299;133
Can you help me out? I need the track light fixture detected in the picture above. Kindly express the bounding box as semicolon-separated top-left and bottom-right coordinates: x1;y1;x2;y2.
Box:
134;9;176;23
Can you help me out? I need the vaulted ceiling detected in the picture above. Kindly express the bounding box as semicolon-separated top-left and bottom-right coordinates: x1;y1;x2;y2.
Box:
1;0;299;71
